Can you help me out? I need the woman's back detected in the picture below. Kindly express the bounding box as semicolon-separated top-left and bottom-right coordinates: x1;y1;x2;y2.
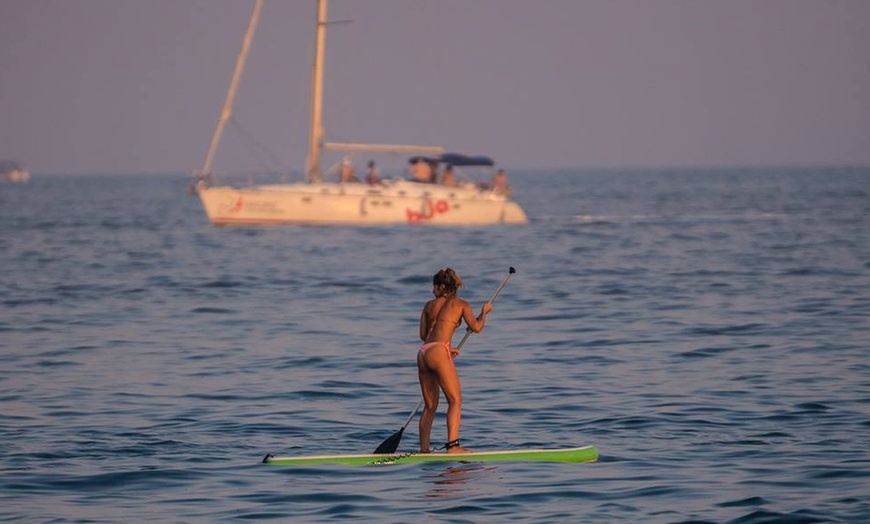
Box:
425;296;487;345
425;297;464;343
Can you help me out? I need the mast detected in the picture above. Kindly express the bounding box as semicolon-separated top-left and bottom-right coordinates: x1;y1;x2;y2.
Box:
200;0;263;176
305;0;328;183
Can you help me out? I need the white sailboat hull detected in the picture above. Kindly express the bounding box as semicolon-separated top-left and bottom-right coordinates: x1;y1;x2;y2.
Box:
198;179;527;226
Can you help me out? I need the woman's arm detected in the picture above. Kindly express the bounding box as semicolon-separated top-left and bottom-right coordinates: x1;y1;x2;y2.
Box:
419;306;430;341
462;300;492;333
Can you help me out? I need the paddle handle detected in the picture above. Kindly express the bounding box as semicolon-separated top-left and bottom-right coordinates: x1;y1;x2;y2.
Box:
487;266;516;304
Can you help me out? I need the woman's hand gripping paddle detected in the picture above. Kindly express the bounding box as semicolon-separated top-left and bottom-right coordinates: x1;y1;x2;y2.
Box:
373;267;516;454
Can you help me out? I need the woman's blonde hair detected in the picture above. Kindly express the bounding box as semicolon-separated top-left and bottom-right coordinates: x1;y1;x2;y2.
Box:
433;268;464;296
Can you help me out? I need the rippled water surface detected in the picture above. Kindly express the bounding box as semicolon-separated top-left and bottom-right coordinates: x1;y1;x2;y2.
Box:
1;168;869;522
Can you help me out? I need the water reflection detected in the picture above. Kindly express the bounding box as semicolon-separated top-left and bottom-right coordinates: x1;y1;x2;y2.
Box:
421;463;499;499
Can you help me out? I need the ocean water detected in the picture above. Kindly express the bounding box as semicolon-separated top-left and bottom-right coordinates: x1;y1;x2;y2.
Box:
1;167;868;523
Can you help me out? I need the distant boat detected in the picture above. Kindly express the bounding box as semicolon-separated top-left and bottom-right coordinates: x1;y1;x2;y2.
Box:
0;161;30;183
193;0;527;226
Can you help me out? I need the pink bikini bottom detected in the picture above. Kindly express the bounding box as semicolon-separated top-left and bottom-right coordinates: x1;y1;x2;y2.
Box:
418;341;450;357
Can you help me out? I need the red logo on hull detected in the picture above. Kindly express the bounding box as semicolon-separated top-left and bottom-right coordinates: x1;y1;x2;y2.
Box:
407;199;450;222
230;195;243;213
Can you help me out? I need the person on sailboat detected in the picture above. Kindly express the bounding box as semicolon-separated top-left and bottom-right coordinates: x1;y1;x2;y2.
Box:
340;157;358;183
492;169;510;196
441;164;456;187
365;160;383;186
417;268;492;454
410;157;433;183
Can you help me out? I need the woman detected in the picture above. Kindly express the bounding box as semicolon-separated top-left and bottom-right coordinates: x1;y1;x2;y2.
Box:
417;268;492;453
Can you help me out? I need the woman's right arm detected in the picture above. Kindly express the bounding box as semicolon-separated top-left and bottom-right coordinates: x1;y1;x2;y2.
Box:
462;300;492;333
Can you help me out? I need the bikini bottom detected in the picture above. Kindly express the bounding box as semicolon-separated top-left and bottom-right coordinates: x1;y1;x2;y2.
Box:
418;341;450;357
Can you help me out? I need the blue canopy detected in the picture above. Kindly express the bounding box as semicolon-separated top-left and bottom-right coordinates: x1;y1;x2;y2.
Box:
408;153;495;167
440;153;495;167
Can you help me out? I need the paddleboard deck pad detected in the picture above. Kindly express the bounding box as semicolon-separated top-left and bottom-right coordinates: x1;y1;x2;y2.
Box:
262;445;598;466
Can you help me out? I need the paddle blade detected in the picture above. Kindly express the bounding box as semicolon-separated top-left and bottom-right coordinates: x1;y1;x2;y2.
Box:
373;427;405;454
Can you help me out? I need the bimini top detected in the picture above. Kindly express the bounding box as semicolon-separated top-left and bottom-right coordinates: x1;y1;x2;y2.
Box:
408;153;495;167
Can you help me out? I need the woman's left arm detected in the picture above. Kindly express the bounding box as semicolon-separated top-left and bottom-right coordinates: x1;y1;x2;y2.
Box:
419;306;430;341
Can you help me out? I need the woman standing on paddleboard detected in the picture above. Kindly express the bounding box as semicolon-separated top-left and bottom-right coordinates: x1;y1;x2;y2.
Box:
417;268;492;453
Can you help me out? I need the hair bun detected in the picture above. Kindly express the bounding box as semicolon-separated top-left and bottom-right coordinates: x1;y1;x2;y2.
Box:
433;268;464;295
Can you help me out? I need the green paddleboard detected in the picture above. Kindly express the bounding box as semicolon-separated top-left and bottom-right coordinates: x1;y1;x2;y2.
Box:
262;445;598;466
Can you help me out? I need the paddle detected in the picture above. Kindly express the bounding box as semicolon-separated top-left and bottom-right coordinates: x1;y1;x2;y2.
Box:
373;266;516;454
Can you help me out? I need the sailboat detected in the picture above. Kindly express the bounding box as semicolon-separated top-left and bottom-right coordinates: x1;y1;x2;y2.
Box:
194;0;528;226
0;160;30;183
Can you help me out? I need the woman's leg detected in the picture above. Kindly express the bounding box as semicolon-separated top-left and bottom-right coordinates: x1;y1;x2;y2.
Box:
417;351;440;453
438;361;468;453
421;344;470;453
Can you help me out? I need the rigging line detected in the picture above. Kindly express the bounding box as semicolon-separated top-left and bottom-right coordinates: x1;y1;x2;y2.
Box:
228;118;287;174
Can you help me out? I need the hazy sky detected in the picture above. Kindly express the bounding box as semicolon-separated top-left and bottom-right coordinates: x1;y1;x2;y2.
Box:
1;0;869;175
